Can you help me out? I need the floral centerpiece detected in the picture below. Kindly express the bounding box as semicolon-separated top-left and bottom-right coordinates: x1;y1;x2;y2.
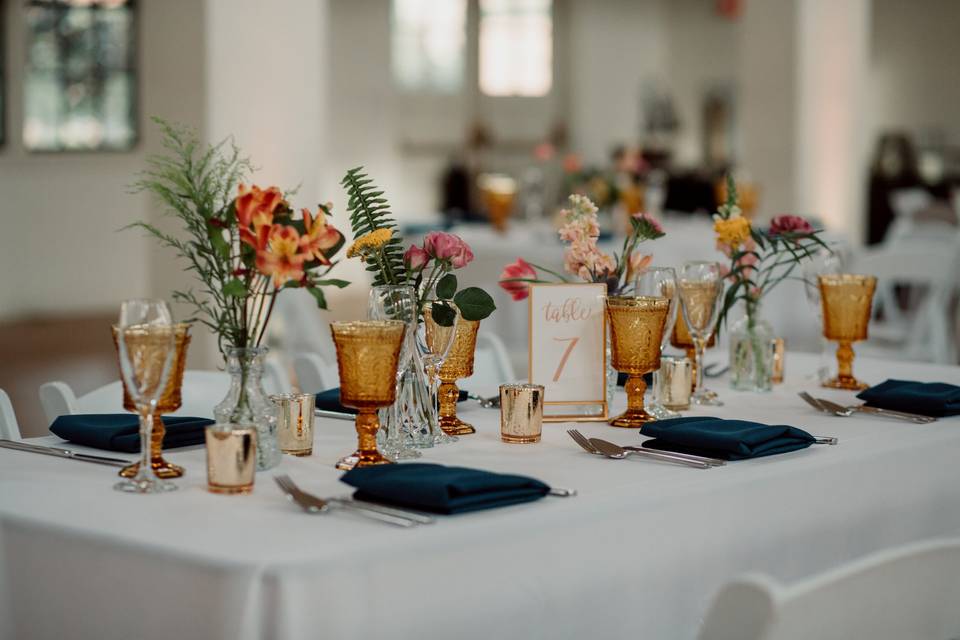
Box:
712;175;827;391
498;194;665;301
129;119;349;469
340;167;495;326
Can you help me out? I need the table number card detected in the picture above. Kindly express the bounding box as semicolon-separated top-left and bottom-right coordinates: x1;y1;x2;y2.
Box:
528;283;608;421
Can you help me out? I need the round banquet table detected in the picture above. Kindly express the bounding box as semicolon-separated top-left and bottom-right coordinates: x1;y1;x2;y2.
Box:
2;353;959;640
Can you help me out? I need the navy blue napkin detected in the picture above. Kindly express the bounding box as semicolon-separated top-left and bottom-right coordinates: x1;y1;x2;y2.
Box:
857;379;960;417
49;414;214;453
340;463;551;514
640;416;816;460
316;388;470;415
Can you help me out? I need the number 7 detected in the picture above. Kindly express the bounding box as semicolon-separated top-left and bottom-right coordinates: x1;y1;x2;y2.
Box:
552;337;579;381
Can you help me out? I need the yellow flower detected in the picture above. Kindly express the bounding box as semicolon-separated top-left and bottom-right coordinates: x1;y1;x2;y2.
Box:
714;217;751;249
346;228;393;258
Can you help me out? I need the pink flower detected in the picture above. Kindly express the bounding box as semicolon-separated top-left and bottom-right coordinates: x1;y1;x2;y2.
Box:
404;244;429;271
632;212;664;235
499;258;538;301
628;252;653;277
769;214;813;236
450;240;474;269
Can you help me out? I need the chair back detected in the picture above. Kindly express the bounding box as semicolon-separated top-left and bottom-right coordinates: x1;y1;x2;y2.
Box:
263;357;291;395
699;539;960;640
470;331;518;392
38;381;79;425
0;389;22;440
850;242;960;363
293;353;339;393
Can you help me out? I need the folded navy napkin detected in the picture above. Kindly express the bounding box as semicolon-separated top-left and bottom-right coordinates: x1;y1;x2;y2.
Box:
857;379;960;417
316;388;469;415
640;416;816;460
340;463;551;514
49;414;215;453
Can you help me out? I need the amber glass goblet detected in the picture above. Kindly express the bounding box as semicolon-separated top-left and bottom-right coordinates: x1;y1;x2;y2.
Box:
818;274;877;391
434;316;480;436
605;296;671;427
330;320;406;470
113;323;190;479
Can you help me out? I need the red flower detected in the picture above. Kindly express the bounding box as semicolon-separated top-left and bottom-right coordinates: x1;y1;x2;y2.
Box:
299;207;342;265
256;224;308;287
236;184;284;248
769;214;813;237
498;258;538;301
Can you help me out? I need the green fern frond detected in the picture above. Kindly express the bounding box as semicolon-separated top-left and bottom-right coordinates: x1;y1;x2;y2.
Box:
341;166;406;286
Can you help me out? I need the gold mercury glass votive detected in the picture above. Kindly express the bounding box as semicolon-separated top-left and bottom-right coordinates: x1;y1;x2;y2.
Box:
818;274;877;391
205;424;257;494
113;323;191;479
656;356;693;411
771;338;786;384
606;296;671;427
272;393;316;456
499;384;544;443
330;320;406;470
432;314;481;436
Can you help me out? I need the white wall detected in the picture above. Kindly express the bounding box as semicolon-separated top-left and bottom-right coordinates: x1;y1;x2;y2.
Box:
0;0;206;322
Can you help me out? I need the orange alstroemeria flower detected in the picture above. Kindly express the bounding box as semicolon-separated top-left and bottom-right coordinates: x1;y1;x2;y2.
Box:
299;207;342;265
256;224;308;287
236;184;284;248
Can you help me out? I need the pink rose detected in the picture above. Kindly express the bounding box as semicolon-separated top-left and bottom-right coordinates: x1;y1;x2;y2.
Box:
499;258;537;301
450;239;474;269
404;244;429;271
769;214;813;236
423;232;461;261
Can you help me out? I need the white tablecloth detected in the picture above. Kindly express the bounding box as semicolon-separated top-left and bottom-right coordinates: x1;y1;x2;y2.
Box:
2;353;960;640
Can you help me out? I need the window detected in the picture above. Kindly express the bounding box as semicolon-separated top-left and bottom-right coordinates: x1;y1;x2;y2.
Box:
392;0;466;93
23;0;136;151
479;0;552;97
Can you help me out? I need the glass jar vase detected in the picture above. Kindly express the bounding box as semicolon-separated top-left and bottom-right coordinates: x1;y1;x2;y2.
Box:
729;308;774;392
214;347;280;470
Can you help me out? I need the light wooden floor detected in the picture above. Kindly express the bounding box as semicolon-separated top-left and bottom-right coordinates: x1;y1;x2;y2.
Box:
0;313;118;438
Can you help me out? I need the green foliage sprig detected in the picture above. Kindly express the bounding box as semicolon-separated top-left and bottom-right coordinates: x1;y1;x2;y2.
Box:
341;167;406;286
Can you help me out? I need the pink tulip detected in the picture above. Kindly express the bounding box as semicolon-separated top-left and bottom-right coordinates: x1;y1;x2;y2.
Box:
404;244;429;271
499;258;537;301
450;239;475;269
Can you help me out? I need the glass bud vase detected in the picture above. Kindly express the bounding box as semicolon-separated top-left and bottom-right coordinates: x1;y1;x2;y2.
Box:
729;309;774;392
214;347;280;471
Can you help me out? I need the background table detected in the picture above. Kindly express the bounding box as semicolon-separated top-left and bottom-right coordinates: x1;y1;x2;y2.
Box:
2;353;960;640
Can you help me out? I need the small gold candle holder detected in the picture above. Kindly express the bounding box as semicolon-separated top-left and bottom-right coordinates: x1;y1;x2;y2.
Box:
330;320;406;470
114;323;191;479
670;311;715;392
205;424;257;494
656;356;693;411
819;274;877;391
499;384;544;443
606;296;670;427
771;338;786;384
272;393;316;456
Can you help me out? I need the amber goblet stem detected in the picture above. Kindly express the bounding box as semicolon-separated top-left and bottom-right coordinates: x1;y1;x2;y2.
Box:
437;380;460;435
625;375;647;415
354;409;386;465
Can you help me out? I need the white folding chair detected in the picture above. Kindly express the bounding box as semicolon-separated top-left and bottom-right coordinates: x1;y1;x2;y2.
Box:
292;352;339;393
699;539;960;640
850;242;960;364
470;330;518;391
39;371;231;422
0;389;22;440
884;188;933;244
263;356;291;395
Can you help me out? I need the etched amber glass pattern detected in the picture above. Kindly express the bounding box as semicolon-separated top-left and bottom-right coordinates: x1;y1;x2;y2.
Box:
431;315;480;436
606;296;670;427
819;274;877;391
113;323;190;479
330;320;405;470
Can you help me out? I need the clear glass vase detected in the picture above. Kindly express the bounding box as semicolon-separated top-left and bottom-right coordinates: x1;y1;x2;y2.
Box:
214;346;280;471
729;305;774;392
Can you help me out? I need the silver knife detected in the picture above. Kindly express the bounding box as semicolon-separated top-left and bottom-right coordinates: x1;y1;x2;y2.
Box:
314;409;355;421
0;439;132;467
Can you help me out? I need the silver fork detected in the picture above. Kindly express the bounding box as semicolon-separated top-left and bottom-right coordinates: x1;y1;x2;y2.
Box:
798;392;932;425
590;436;726;466
274;475;426;527
566;429;712;469
814;396;935;424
